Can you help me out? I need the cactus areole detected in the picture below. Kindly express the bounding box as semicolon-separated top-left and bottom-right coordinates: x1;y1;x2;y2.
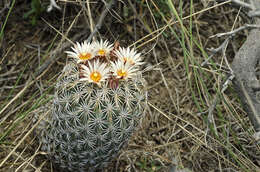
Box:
41;40;147;171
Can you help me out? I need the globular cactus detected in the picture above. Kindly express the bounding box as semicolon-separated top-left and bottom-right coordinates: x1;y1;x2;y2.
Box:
40;40;147;171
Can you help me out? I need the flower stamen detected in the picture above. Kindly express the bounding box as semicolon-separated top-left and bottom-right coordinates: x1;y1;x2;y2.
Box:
79;52;92;60
65;41;94;63
90;72;102;83
98;49;106;56
117;69;127;78
94;40;113;57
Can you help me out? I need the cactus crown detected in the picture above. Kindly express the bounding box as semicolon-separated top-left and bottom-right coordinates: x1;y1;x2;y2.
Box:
65;39;144;87
41;40;147;171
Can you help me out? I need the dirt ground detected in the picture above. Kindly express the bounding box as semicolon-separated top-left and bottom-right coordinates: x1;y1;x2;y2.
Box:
0;0;260;172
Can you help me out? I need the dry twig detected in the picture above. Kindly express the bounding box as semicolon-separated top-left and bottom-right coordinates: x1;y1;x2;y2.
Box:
215;0;260;141
86;0;115;42
36;0;115;77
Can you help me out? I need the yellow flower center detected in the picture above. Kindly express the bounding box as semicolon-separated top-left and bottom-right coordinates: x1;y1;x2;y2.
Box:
79;52;92;60
117;69;127;78
90;71;102;82
98;49;106;56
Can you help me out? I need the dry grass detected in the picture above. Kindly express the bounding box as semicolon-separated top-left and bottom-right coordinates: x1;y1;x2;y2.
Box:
0;0;260;171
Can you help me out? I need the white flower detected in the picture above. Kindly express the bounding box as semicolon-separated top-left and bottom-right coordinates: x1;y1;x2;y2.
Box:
65;41;95;63
80;60;110;86
115;47;143;66
94;39;113;57
111;60;138;80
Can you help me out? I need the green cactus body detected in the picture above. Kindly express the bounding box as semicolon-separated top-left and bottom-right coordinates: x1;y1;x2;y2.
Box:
41;40;146;171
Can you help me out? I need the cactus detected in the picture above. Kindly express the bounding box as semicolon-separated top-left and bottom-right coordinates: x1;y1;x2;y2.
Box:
40;40;147;171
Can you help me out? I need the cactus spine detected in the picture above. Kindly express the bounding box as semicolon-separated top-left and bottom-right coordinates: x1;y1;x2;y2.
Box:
40;40;146;171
